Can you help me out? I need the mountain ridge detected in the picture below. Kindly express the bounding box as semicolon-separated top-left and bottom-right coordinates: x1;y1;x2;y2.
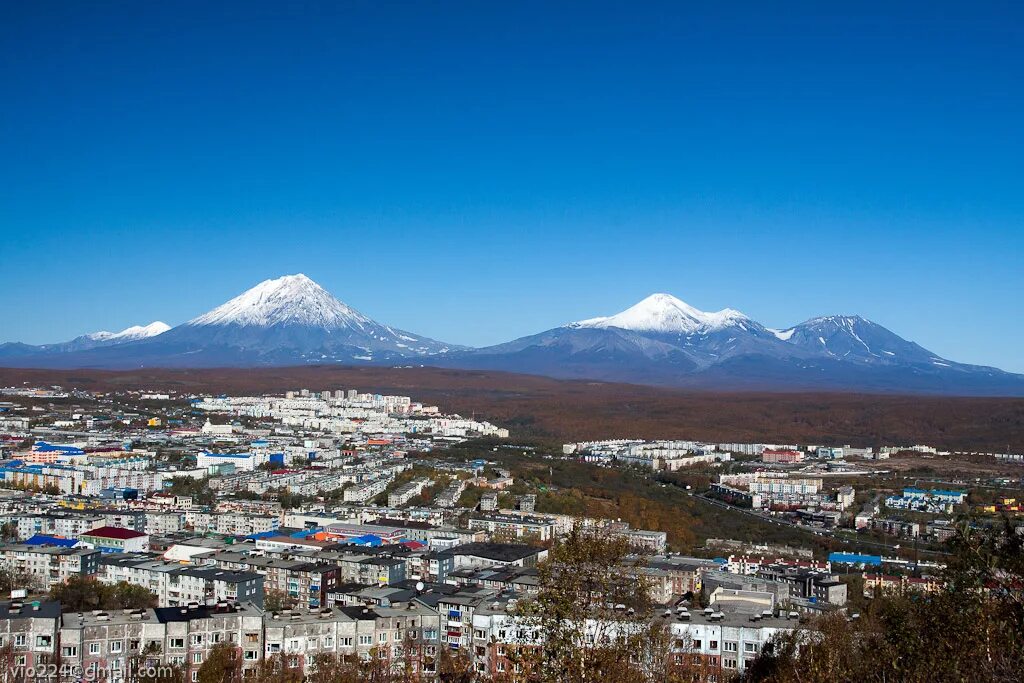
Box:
1;276;1021;396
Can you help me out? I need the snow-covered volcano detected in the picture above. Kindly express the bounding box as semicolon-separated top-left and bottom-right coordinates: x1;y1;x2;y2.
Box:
442;292;1024;395
0;275;456;368
187;274;374;329
86;321;171;344
147;274;456;364
571;293;748;334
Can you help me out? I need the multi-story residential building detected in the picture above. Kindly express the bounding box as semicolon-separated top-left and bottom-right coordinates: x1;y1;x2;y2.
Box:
754;566;847;605
467;514;555;542
0;600;62;671
870;518;921;538
59;602;266;680
214;553;338;608
343;475;393;503
435;480;467;508
214;513;279;537
668;609;797;675
613;528;668;553
762;449;804;464
479;492;499;512
863;573;942;597
145;512;187;535
0;544;101;589
99;556;265;608
388;478;434;507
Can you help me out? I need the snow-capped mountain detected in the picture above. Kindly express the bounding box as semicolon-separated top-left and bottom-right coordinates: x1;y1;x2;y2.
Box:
86;321;171;344
155;274;454;364
1;284;1022;395
0;275;456;368
0;321;170;356
440;293;1024;395
187;274;373;329
775;315;940;366
571;293;748;334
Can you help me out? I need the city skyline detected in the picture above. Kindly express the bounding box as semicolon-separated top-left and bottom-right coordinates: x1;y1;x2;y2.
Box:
2;2;1022;371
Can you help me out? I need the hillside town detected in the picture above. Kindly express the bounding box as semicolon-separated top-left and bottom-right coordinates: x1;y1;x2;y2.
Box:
0;385;1021;681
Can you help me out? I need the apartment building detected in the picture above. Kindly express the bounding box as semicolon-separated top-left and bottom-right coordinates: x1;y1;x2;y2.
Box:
58;602;266;680
388;478;434;507
668;609;796;674
343;475;393;503
213;512;279;537
99;556;265;608
0;544;101;589
214;553;338;608
467;514;555;542
0;600;62;671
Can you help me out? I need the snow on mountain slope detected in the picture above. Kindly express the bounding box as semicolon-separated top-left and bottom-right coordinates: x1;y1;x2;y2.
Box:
779;315;940;366
0;321;172;356
88;321;171;342
187;274;373;329
128;274;456;364
571;293;749;334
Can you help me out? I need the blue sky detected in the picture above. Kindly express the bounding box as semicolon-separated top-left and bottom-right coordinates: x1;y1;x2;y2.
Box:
2;1;1022;371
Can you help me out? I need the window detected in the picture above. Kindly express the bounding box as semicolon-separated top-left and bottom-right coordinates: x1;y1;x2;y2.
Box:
14;635;26;647
341;638;353;647
191;635;203;646
110;641;123;653
36;635;53;648
170;639;185;649
724;642;738;653
692;640;701;650
89;643;101;655
724;658;737;669
378;633;387;643
323;637;333;648
744;642;759;653
193;653;203;664
358;636;372;646
244;651;258;661
62;647;78;658
307;638;317;650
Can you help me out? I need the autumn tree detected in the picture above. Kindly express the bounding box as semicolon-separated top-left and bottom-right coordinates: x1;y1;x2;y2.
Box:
48;576;157;611
508;525;681;683
744;518;1024;683
195;643;242;683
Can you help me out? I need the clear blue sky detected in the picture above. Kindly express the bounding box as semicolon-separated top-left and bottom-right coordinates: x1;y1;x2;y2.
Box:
2;1;1022;371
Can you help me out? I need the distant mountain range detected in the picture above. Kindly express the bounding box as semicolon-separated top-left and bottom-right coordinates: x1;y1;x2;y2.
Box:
3;274;1022;396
